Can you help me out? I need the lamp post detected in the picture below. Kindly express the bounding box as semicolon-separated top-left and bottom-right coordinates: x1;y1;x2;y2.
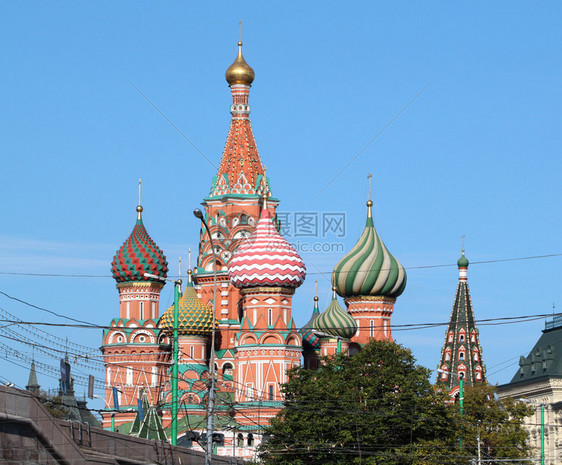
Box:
144;272;181;445
193;208;218;465
93;394;116;432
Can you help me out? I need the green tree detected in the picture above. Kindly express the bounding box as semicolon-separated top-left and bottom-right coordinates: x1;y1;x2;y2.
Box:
456;384;533;464
259;340;456;465
258;341;533;465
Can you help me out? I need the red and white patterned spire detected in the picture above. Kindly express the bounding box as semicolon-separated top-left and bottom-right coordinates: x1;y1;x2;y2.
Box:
211;41;269;198
229;197;306;288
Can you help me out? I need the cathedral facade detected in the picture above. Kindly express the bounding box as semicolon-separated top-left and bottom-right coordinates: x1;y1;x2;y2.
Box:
100;41;407;458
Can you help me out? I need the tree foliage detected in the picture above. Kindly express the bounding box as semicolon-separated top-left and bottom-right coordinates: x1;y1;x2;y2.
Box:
457;383;533;463
258;340;533;465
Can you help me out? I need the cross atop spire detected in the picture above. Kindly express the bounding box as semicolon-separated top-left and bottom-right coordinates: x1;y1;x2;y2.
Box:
239;20;242;42
137;179;143;221
461;234;465;255
366;173;374;218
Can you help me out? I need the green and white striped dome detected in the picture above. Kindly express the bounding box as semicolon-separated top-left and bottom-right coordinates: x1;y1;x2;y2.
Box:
314;290;357;340
332;200;406;298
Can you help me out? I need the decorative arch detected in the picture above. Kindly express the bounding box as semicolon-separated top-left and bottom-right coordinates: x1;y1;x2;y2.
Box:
260;333;283;345
239;335;258;346
130;329;156;344
107;330;127;344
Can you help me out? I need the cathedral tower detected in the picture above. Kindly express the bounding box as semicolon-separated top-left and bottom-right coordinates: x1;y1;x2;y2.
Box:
229;193;305;428
436;251;487;395
332;189;406;346
314;289;358;357
194;42;277;377
101;196;169;429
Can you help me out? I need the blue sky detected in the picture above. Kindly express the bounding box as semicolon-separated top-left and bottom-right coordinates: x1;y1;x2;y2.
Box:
1;2;561;405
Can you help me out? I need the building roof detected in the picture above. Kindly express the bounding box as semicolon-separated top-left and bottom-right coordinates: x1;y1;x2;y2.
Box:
332;199;406;299
229;204;306;289
26;360;40;393
505;316;562;385
111;205;168;283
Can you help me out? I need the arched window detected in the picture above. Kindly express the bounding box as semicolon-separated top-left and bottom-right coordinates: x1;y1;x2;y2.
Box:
247;433;254;446
237;433;244;447
459;352;465;361
445;352;451;361
473;352;479;361
459;334;464;342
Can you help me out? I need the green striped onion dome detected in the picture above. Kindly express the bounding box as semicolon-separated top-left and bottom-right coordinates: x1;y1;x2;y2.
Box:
159;279;218;336
111;207;168;283
314;291;357;340
332;201;406;298
300;296;321;348
457;253;469;268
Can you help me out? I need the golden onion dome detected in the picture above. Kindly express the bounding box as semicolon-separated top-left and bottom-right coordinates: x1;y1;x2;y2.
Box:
225;41;255;86
159;278;217;337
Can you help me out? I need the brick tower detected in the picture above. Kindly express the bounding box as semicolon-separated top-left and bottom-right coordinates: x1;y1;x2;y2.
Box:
228;194;306;430
101;198;169;429
332;188;406;348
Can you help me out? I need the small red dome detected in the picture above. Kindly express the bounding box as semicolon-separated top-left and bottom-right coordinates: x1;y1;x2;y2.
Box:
229;208;306;288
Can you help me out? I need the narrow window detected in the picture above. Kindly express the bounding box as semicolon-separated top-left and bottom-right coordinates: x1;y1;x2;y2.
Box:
126;301;130;319
269;385;274;401
126;367;133;386
459;334;464;342
473;352;478;361
445;352;451;361
247;433;254;446
459;352;465;361
140;302;144;320
151;302;155;319
383;320;388;336
152;367;157;386
237;433;244;447
268;308;272;326
370;320;374;337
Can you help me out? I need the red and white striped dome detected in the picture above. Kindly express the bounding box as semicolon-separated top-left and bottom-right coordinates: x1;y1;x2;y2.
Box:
229;208;306;288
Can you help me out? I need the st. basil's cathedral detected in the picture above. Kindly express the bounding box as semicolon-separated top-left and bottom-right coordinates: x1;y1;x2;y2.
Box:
99;41;487;458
